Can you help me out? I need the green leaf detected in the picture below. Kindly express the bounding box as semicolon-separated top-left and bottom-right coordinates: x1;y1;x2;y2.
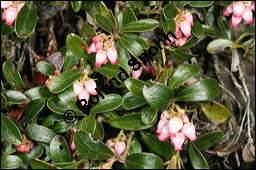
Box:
74;130;115;160
175;79;220;102
15;2;37;38
193;131;224;150
140;131;176;157
175;36;198;51
2;60;25;88
142;83;174;111
30;158;56;169
125;153;163;169
49;120;73;134
25;99;45;123
168;64;200;90
93;121;104;140
163;3;178;19
126;33;149;49
71;1;82;12
1;113;22;144
81;24;97;45
192;20;204;38
6;90;27;104
119;19;159;33
119;34;144;57
100;4;116;31
36;61;55;76
42;113;63;127
141;106;158;124
203;25;225;38
175;1;214;7
122;8;137;26
77;115;96;135
189;142;209;169
124;77;152;98
207;39;234;54
26;124;56;143
128;137;142;155
24;86;53;101
16;143;44;164
171;50;198;62
91;94;122;114
220;1;234;6
108;113;157;130
2;140;17;155
116;40;132;73
49;69;83;93
57;85;76;105
201;101;231;123
81;1;101;16
50;135;71;163
66;34;91;61
94;13;113;33
61;47;79;71
1;155;23;169
161;15;176;35
238;26;255;42
122;92;147;110
217;17;231;39
1;20;15;35
53;160;84;169
1;93;7;109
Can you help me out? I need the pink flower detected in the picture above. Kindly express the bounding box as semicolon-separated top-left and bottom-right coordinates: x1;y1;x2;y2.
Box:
175;24;183;39
230;14;242;27
184;12;194;26
182;123;197;141
16;3;24;12
78;90;90;105
233;2;245;17
114;142;126;156
70;140;76;151
54;70;60;76
4;7;18;26
73;80;84;96
180;21;192;38
107;47;118;65
95;42;103;51
177;36;187;47
86;43;97;54
161;111;169;119
95;49;107;67
223;4;233;16
242;8;253;23
250;2;255;11
24;146;30;153
155;117;168;135
131;67;143;79
157;123;170;141
170;132;185;151
92;35;101;43
17;145;25;152
1;1;13;9
143;62;155;75
182;113;189;123
2;10;7;21
165;37;176;45
28;141;34;150
169;117;183;136
84;79;98;95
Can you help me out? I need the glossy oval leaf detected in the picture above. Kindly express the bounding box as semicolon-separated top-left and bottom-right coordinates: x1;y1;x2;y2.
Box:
119;19;159;33
115;40;132;73
108;113;157;131
2;140;17;155
1;155;23;169
50;135;71;163
15;1;37;38
175;1;214;7
163;3;178;19
142;83;174;111
53;160;84;169
1;93;7;109
192;20;204;38
77;115;96;135
141;106;158;125
124;77;151;98
1;20;15;35
122;7;137;26
91;94;122;114
16;143;44;164
71;1;82;12
189;142;209;169
41;113;63;127
125;153;163;169
175;79;220;102
6;90;27;104
93;121;104;140
122;92;147;110
217;17;231;40
119;34;144;57
125;33;149;49
201;101;231;123
49;120;73;134
207;39;234;54
74;130;115;160
36;61;55;76
1;113;22;144
193;131;224;150
62;48;79;71
24;86;53;100
175;36;198;51
161;15;176;35
168;64;200;90
2;60;25;88
25;99;45;123
30;158;57;169
26;124;56;143
140;131;176;157
81;24;97;45
94;13;113;33
57;85;76;105
128;137;142;155
49;69;83;93
100;5;116;30
171;50;198;62
238;26;255;42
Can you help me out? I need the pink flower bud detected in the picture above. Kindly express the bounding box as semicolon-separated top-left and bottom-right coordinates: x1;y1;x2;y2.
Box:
224;4;234;16
143;62;155;75
114;141;126;156
242;8;253;24
17;3;24;12
14;144;20;147
131;67;143;79
5;7;18;26
95;49;107;67
2;10;7;21
250;2;255;11
175;25;183;39
95;42;103;51
157;123;170;141
70;140;76;151
161;111;169;119
106;157;116;163
230;14;242;27
54;70;60;76
1;1;13;9
170;132;185;151
155;117;168;135
73;80;84;96
177;36;187;47
18;145;26;152
180;21;192;38
165;37;176;45
184;12;194;26
182;113;189;123
78;90;90;105
182;123;197;141
106;139;115;147
24;146;30;153
169;117;183;136
107;47;118;65
86;43;97;54
28;141;34;150
84;79;97;95
92;35;101;43
233;2;245;17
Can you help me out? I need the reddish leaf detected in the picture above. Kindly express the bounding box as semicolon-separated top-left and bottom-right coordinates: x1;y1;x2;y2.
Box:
7;107;25;122
46;52;64;71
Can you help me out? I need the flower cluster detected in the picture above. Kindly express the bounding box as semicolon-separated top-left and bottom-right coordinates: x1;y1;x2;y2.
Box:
166;10;194;47
105;139;126;163
224;1;255;27
14;135;34;153
86;34;118;67
155;110;197;151
1;1;24;26
73;79;98;106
